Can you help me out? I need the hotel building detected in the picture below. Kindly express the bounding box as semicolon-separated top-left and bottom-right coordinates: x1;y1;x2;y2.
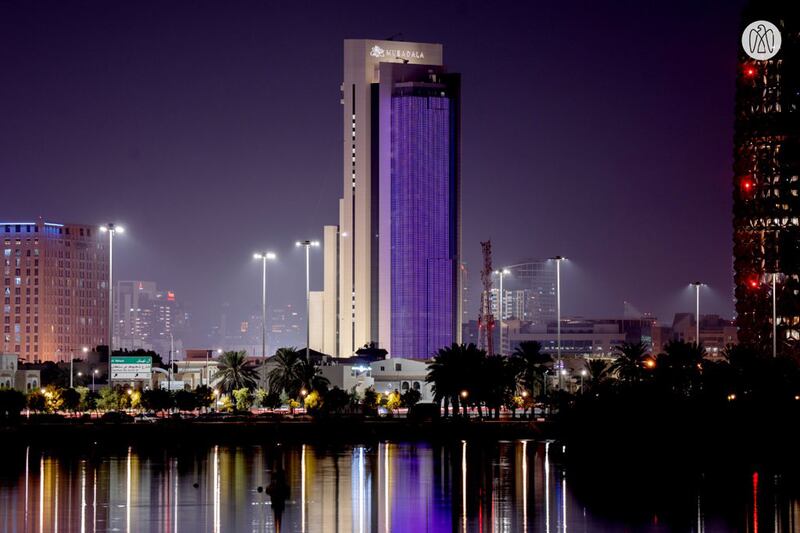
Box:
1;219;109;362
313;39;462;359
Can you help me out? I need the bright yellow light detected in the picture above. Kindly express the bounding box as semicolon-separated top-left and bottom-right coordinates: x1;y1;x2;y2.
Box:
300;388;308;397
460;390;468;399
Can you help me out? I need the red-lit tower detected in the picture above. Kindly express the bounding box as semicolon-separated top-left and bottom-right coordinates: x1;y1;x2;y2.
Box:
733;1;800;352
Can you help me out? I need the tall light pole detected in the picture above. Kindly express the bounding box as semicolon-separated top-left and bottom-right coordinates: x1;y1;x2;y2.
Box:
493;268;510;355
296;240;320;360
253;252;277;361
690;282;705;346
550;256;566;389
99;223;124;378
772;273;778;358
92;369;98;391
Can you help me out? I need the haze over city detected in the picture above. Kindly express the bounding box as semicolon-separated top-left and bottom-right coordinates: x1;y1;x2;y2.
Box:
2;0;744;347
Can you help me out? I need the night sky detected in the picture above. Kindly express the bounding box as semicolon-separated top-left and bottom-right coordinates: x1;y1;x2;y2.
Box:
1;0;745;346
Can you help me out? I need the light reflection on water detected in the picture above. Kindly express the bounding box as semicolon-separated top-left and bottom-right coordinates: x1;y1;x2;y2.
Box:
0;440;797;532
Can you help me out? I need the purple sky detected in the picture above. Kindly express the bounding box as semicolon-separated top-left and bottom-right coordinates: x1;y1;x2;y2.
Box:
1;0;744;345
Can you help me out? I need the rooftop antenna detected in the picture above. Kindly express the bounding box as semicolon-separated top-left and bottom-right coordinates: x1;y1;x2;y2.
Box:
385;32;404;41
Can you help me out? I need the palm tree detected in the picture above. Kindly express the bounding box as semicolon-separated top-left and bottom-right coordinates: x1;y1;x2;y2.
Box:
512;341;551;397
212;351;259;394
268;347;303;397
427;344;460;417
609;341;649;383
585;359;611;393
654;340;705;396
295;356;330;393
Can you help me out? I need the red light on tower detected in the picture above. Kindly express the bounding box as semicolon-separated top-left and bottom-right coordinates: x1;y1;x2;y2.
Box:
743;65;757;78
740;176;754;193
749;277;760;289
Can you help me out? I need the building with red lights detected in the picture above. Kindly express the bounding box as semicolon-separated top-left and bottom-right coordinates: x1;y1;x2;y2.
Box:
732;2;800;351
1;219;109;363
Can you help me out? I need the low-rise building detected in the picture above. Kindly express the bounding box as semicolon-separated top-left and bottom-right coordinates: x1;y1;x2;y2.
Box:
0;353;40;391
370;358;434;402
317;364;374;397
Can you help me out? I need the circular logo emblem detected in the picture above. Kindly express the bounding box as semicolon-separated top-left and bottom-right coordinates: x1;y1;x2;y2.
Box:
742;20;781;60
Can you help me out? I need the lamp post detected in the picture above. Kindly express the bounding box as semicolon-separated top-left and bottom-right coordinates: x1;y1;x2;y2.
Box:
580;369;587;393
550;256;566;389
99;223;124;379
772;273;778;358
253;252;277;362
92;369;98;391
295;240;320;361
690;282;705;345
493;268;510;355
70;350;74;388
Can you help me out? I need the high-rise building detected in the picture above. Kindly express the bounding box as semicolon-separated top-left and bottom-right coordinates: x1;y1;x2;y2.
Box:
486;260;557;325
115;281;187;356
318;39;461;359
1;219;109;362
732;3;799;350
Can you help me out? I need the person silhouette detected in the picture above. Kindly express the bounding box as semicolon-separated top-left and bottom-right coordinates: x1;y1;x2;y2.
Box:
266;468;290;532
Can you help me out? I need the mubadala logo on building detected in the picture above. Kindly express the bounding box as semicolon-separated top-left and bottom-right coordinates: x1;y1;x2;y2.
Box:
369;44;425;61
742;20;781;60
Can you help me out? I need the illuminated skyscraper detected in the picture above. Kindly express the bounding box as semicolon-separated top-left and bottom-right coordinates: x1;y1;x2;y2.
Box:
732;2;799;350
1;219;109;362
319;39;461;358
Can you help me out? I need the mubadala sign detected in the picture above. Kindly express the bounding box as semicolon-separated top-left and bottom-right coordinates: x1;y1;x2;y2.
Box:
110;356;152;380
369;45;425;60
742;20;781;61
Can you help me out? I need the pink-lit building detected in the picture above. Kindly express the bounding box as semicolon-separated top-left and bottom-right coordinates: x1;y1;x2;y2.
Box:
2;219;109;363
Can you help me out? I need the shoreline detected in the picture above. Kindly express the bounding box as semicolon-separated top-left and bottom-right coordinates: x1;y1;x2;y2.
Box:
0;418;553;449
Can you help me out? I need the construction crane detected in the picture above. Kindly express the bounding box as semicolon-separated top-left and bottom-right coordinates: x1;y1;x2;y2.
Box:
478;240;495;355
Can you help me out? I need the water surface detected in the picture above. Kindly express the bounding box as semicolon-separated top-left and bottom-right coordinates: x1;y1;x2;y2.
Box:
0;440;796;531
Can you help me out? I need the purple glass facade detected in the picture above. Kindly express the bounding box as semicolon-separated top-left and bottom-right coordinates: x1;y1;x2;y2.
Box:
390;94;455;358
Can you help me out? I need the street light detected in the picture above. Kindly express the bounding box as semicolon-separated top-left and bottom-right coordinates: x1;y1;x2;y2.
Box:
253;251;277;363
580;369;587;393
750;273;780;358
92;369;99;391
772;273;778;359
550;256;566;389
690;282;705;345
493;268;511;355
99;223;124;378
296;240;320;361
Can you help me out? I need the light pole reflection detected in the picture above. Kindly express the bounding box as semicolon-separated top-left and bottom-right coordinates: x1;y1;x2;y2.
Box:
301;444;307;533
545;442;550;533
80;461;86;533
462;440;467;533
213;446;221;533
126;447;132;533
522;441;528;533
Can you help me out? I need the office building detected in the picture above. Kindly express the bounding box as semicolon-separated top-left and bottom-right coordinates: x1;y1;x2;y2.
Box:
1;219;109;363
115;280;188;356
733;3;800;350
319;39;462;358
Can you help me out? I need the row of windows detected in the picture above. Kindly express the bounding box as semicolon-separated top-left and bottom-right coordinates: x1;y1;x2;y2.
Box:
2;225;93;237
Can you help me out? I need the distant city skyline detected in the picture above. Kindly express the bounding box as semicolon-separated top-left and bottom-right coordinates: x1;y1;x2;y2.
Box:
1;0;745;350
